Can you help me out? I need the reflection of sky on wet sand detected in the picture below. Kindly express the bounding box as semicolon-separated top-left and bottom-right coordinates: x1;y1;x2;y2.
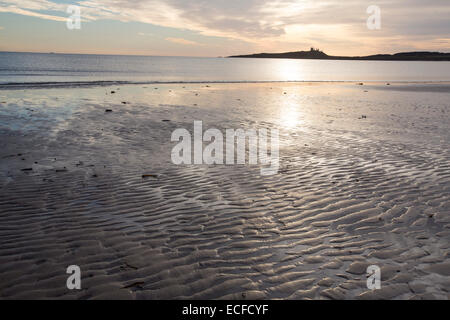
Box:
277;92;304;129
1;82;450;144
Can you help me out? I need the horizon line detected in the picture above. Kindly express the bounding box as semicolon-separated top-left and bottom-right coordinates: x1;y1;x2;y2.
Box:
0;50;219;58
1;49;449;58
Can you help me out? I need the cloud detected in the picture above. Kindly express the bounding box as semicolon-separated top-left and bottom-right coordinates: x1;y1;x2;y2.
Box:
0;5;66;22
138;32;153;36
0;0;449;54
165;37;199;45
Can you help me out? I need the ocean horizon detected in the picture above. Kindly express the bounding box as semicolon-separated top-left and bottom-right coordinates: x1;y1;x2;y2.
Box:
1;51;450;89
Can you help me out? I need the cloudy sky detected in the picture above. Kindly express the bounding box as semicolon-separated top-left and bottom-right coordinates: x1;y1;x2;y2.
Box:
0;0;449;56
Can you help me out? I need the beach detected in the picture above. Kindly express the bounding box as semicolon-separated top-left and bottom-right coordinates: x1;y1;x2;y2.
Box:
0;82;449;299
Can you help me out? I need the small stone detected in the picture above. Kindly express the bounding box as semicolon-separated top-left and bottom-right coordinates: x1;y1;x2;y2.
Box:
142;174;158;179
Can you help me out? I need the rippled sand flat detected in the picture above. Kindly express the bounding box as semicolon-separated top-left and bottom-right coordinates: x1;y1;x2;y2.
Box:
0;82;449;299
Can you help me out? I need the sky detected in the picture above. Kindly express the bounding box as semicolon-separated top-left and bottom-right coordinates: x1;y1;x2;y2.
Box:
0;0;449;56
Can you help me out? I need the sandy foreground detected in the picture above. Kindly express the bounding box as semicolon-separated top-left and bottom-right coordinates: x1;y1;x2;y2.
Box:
0;82;449;299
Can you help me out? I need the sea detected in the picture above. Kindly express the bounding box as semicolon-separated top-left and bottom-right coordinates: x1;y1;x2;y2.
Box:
1;51;450;89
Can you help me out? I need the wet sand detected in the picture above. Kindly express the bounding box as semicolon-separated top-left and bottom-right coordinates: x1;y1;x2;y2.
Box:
0;82;449;299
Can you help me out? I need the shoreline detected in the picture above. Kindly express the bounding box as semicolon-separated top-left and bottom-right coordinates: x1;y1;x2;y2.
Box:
1;80;450;91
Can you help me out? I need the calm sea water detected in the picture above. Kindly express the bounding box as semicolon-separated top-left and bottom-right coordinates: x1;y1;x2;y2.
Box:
1;51;450;88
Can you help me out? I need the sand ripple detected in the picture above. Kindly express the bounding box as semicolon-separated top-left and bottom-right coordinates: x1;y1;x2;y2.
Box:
0;83;449;299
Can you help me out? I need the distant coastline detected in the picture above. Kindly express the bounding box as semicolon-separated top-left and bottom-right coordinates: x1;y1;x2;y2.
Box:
229;48;450;61
2;51;450;86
